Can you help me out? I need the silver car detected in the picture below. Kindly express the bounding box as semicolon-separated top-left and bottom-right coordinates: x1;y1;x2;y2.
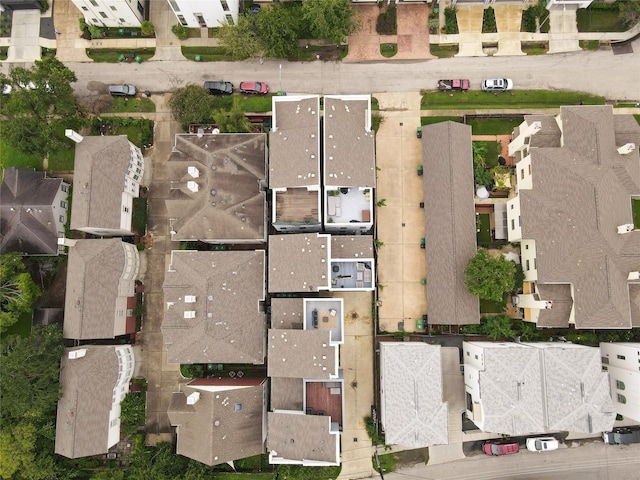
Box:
481;78;513;92
108;84;137;97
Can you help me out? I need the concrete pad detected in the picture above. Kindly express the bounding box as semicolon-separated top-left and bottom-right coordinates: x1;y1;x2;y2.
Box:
376;206;403;244
402;281;427;320
401;244;426;281
375;171;404;208
456;33;487;57
494;3;524;32
378;283;405;331
455;4;484;34
6;10;41;62
548;6;581;54
378;244;404;283
496;32;525;56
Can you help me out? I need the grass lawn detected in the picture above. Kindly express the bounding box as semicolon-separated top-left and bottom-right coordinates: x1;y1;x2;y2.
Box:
48;146;75;171
521;42;547;55
429;44;459;58
86;48;155;62
476;213;491;245
421;90;605;110
375;448;428;474
474;140;500;167
107;96;156;113
181;46;234;61
580;40;600;50
480;293;508;314
635;115;640;126
421;116;463;126
466;117;523;135
3;310;32;337
212;474;273;480
0;140;43;170
632;199;640;229
241;96;273;113
0;46;8;60
380;43;397;58
577;5;626;32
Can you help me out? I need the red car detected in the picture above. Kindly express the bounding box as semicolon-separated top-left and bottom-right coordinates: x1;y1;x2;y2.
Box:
483;441;519;456
239;81;269;95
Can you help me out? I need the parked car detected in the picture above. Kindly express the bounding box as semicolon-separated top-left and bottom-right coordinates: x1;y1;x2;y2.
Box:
204;81;233;95
481;78;513;92
239;81;269;95
108;84;137;97
482;440;520;456
437;79;470;91
603;427;640;445
526;437;559;452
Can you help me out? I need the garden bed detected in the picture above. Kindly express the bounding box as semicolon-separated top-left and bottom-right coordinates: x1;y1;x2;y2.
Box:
86;48;155;63
181;46;234;61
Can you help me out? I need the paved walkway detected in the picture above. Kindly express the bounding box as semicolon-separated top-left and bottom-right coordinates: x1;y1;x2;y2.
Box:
548;4;580;54
493;3;525;57
455;4;486;57
5;10;42;62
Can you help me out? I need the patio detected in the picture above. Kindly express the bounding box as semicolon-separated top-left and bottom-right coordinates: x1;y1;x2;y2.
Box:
331;261;373;290
305;381;343;431
326;188;372;225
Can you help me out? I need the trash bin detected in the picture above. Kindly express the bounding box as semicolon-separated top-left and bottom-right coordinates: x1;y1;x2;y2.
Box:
118;54;126;62
416;126;422;138
135;56;142;63
194;55;201;62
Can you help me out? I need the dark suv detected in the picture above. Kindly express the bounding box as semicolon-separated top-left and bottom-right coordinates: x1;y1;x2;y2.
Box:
204;81;234;95
603;427;640;445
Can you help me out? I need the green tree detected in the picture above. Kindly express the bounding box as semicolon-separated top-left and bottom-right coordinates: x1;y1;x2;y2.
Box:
302;0;359;44
619;0;640;28
465;249;516;302
0;57;85;158
217;16;262;60
0;253;41;332
480;315;515;340
255;4;300;58
168;84;215;131
214;96;253;133
141;20;155;36
0;423;37;479
171;23;189;40
120;392;146;435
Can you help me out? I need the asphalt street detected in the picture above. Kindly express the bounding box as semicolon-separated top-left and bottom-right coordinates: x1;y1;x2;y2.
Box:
10;36;635;102
384;442;640;480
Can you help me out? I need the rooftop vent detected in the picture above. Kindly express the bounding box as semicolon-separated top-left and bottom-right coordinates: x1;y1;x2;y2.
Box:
184;295;196;303
188;166;200;178
618;143;636;155
628;271;640;281
186;392;200;405
617;224;635;234
68;349;87;359
65;129;83;143
187;181;199;193
184;311;196;319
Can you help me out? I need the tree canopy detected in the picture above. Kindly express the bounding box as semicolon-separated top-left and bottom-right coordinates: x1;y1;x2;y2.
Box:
168;84;215;131
0;57;85;158
302;0;359;45
213;96;253;133
217;15;261;60
0;253;41;333
465;249;516;302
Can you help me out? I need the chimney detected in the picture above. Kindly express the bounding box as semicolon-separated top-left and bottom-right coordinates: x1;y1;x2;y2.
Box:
68;349;87;359
628;271;640;281
617;143;636;155
186;392;200;405
65;129;83;143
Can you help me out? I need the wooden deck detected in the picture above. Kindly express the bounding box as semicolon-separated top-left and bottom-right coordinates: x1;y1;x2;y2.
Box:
276;189;319;223
305;381;343;428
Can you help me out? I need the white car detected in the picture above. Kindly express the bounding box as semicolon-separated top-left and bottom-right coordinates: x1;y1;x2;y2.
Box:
526;436;559;452
481;78;513;92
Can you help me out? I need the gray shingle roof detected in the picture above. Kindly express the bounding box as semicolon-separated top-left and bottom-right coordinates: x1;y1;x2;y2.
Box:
323;96;376;188
535;284;572;328
267;329;336;379
63;239;137;339
267;412;338;464
55;347;120;458
268;233;330;293
523;115;561;148
270;377;304;410
71;136;132;232
422;122;480;325
165;134;267;242
518;107;640;329
465;341;615;435
270;298;304;330
269;96;321;189
0;167;66;255
331;235;374;259
162;250;266;364
168;378;267;466
379;343;448;447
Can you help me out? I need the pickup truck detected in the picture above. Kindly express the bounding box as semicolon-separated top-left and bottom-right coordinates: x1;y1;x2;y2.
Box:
437;79;470;91
603;427;640;445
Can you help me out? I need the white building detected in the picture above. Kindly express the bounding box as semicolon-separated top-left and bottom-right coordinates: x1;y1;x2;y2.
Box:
72;0;144;27
55;345;135;458
600;343;640;423
166;0;238;28
69;131;145;237
463;341;615;436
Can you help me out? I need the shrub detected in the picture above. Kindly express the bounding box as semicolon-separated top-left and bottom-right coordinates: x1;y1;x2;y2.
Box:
444;6;458;34
376;4;397;35
141;20;155;36
39;0;48;12
120;392;146;435
79;17;89;34
482;7;497;33
180;364;205;378
88;25;104;39
364;416;386;446
171;23;189;40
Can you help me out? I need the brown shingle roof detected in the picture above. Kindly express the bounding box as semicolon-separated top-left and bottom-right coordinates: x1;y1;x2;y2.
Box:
63;239;137;339
71;136;132;232
162;250;266;364
168;378;267;466
267;412;338;464
55;347;120;458
323;96;376;188
535;284;572;328
422;122;480;325
268;233;330;293
270;377;304;410
331;235;374;259
519;106;640;329
523;115;561;148
165;134;267;242
0;167;66;255
270;298;304;329
267;329;336;379
269;96;321;189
